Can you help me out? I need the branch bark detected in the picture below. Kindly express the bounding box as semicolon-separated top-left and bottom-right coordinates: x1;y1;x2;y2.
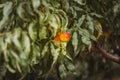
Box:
95;42;120;64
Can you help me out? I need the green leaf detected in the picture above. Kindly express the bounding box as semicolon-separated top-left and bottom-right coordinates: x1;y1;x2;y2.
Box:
0;3;5;8
72;32;78;54
74;0;86;5
39;26;47;40
77;15;85;27
78;28;93;49
60;43;72;60
57;10;68;31
0;2;14;30
48;14;59;29
50;43;60;67
3;2;13;18
64;0;70;11
32;0;40;9
19;52;27;60
65;52;73;61
86;15;94;34
59;64;67;79
39;12;45;24
41;43;49;58
66;61;75;71
73;6;84;11
0;17;9;31
81;36;91;49
17;2;27;21
22;32;30;54
79;28;96;41
28;22;37;41
5;65;15;73
12;29;21;50
78;28;89;37
42;0;49;7
10;50;20;62
0;37;4;51
16;60;21;73
31;44;40;64
3;44;9;62
90;12;103;18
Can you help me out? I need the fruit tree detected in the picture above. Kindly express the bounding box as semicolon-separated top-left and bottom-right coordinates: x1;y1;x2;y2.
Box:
0;0;120;80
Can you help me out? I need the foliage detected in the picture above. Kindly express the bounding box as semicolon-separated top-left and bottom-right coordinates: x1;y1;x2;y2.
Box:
0;0;120;80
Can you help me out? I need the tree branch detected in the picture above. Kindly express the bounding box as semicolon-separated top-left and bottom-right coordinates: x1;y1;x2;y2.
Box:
95;42;120;64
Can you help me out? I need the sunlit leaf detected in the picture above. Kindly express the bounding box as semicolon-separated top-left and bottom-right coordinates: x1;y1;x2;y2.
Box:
32;0;40;9
50;43;60;67
65;52;73;61
12;29;21;50
3;2;13;18
0;12;9;30
0;3;5;8
48;14;59;29
5;65;15;73
90;12;103;18
57;10;68;31
22;32;31;54
17;2;27;21
28;22;37;41
0;17;9;30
